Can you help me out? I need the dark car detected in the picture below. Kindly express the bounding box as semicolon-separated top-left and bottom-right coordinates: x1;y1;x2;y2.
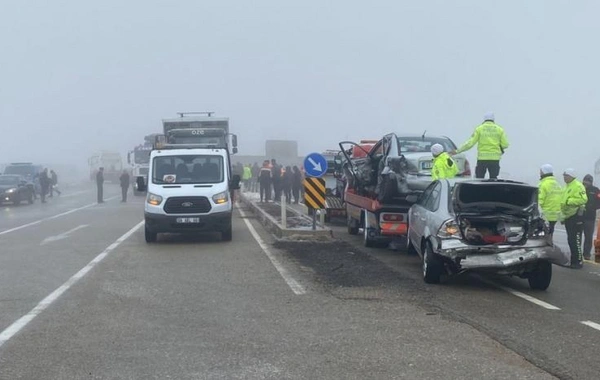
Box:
3;162;43;196
0;175;35;205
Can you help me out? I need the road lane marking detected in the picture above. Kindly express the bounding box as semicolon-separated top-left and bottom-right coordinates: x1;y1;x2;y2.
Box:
237;205;306;295
40;224;89;245
0;196;118;236
60;190;92;198
0;220;144;348
581;321;600;332
476;277;561;310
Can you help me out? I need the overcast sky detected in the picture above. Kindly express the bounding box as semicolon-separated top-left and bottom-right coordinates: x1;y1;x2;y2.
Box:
1;0;599;182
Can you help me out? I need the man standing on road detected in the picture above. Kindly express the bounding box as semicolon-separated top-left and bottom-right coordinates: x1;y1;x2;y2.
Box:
119;169;130;203
96;167;105;203
561;168;588;268
582;174;600;260
430;143;458;180
251;162;260;192
271;158;282;201
49;170;61;197
39;168;50;203
452;113;509;179
537;164;563;238
259;160;272;203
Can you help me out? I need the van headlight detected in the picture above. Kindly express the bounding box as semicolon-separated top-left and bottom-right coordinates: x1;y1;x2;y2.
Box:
147;193;163;206
212;191;229;205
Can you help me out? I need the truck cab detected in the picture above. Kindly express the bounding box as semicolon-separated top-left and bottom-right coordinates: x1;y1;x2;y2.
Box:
138;112;240;243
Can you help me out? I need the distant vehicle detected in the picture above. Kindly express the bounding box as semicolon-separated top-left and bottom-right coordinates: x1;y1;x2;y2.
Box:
128;134;160;196
88;151;123;183
395;135;471;178
408;179;565;289
3;162;43;196
0;175;35;205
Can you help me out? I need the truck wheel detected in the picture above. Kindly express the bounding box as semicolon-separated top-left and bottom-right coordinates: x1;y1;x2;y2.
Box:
348;220;359;235
528;261;552;290
364;227;376;248
423;242;443;284
145;227;157;243
222;225;233;241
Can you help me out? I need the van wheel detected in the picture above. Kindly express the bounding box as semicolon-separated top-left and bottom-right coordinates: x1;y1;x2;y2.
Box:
222;225;233;241
528;261;552;290
145;227;157;243
423;242;443;284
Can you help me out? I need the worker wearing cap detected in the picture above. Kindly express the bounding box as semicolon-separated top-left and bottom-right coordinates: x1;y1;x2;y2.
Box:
452;113;509;179
561;168;588;268
537;164;563;237
430;143;459;180
582;174;600;260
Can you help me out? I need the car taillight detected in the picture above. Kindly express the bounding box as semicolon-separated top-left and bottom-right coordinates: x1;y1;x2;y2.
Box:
462;159;471;177
381;213;404;222
437;219;461;238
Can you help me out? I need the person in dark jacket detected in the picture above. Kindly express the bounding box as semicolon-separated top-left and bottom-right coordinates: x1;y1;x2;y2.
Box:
259;160;272;202
49;170;61;197
271;159;282;201
292;166;302;204
282;166;293;203
96;167;105;203
119;170;130;202
582;174;600;260
39;168;50;203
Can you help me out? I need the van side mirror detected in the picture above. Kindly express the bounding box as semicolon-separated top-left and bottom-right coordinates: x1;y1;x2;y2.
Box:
136;176;147;192
230;174;241;190
232;147;238;154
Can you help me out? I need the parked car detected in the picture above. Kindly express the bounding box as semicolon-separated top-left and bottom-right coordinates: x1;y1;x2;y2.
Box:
396;135;471;177
407;179;566;290
0;175;35;205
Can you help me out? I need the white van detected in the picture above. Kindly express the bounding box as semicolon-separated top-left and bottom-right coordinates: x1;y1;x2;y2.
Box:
139;147;241;243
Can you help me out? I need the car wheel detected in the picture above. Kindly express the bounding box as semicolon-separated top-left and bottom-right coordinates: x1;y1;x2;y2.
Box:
222;225;233;241
423;242;443;284
145;227;157;243
364;226;376;248
347;216;359;235
528;261;552;290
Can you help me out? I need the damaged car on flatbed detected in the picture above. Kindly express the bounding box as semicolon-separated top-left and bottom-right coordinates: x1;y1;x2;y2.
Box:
408;179;567;290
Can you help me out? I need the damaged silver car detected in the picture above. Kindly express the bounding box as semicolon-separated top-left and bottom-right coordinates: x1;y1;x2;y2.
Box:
408;179;567;289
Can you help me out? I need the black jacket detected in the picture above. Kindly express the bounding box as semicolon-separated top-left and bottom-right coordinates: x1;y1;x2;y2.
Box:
120;173;130;188
96;171;104;185
584;185;600;220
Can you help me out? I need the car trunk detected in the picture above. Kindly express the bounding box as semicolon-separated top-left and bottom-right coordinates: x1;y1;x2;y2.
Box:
452;181;539;245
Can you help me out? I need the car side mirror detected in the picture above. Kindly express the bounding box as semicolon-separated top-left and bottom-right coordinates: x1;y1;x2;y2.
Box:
136;176;147;192
230;174;241;190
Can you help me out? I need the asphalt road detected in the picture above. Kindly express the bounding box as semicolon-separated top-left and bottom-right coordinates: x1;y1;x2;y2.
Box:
0;186;557;379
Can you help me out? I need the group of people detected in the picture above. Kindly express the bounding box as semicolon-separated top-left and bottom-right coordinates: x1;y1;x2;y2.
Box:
428;112;600;268
95;167;131;203
240;159;304;204
34;168;61;203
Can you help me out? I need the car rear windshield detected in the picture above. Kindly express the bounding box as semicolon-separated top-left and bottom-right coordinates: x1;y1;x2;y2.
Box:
456;183;536;209
152;155;224;184
396;136;456;153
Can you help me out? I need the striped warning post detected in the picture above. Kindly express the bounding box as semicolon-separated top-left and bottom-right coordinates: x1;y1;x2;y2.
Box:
303;177;326;209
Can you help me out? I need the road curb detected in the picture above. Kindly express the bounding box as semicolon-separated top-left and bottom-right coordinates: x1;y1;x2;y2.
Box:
238;192;333;241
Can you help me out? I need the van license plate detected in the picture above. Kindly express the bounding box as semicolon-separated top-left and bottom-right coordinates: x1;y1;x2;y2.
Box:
176;217;200;223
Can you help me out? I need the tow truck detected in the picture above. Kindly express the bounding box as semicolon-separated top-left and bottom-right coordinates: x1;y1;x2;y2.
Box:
339;135;423;247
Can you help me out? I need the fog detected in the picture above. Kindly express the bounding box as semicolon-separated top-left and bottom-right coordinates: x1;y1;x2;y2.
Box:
1;0;599;184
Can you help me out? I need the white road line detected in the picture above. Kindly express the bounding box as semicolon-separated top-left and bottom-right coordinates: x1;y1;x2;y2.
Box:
0;196;118;236
581;321;600;332
494;284;561;310
40;224;89;246
60;190;92;198
237;205;306;295
0;220;144;348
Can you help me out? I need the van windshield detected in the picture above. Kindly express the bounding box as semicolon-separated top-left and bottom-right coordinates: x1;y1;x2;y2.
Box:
152;155;224;184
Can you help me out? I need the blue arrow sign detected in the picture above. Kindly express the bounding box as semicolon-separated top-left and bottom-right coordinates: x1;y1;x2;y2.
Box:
303;152;328;178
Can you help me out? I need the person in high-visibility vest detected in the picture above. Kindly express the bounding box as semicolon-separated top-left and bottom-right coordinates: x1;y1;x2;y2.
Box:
430;143;458;180
561;168;588;268
537;164;563;238
452;113;509;179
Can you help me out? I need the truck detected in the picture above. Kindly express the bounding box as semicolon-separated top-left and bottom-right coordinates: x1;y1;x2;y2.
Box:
339;134;427;247
88;151;123;183
128;134;160;196
136;112;241;243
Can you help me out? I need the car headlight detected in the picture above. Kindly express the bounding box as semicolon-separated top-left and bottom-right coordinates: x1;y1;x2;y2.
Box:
5;188;17;194
147;193;163;206
212;191;229;205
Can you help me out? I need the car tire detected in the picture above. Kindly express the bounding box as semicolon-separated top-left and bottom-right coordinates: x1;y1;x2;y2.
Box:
145;227;157;243
528;261;552;290
347;216;359;235
222;225;233;242
423;242;443;284
364;226;376;248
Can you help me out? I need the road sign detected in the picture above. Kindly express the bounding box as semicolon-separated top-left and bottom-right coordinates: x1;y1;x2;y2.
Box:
303;152;328;178
303;177;326;209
